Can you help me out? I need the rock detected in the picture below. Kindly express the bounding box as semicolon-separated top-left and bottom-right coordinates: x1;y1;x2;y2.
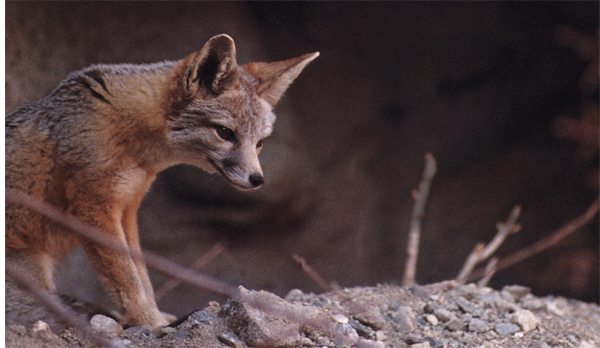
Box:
451;283;479;300
218;333;244;348
413;284;432;299
332;323;360;347
510;309;539;333
456;297;477;314
546;298;568;316
349;317;376;338
332;313;349;324
404;335;425;344
494;322;520;336
31;320;55;340
155;327;176;338
220;286;305;347
90;314;123;339
32;320;50;333
501;285;531;301
423;303;436;314
446;319;463;332
389;305;417;333
468;318;487;333
579;341;596;348
424;314;438;326
433;308;456;323
284;289;304;302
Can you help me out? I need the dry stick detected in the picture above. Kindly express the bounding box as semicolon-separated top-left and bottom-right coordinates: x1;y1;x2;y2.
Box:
470;194;600;281
402;152;437;287
456;205;521;285
6;261;117;348
154;241;226;301
477;257;498;288
292;253;335;293
5;189;237;299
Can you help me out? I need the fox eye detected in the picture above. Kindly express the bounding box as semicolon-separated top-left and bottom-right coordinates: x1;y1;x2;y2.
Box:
215;126;234;141
256;139;264;149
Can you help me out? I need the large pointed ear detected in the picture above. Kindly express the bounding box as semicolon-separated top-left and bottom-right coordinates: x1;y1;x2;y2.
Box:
243;52;319;106
183;34;238;98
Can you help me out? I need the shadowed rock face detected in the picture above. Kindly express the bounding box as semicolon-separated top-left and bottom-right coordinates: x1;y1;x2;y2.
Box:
6;1;598;318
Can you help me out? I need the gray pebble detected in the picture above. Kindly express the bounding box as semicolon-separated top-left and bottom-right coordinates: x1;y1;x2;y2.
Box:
284;288;304;302
90;314;123;339
445;319;463;332
433;308;455;323
501;285;531;301
468;318;487;333
494;322;520;336
349;317;375;338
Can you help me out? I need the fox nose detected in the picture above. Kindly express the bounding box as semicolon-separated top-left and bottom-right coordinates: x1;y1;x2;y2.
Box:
249;173;264;188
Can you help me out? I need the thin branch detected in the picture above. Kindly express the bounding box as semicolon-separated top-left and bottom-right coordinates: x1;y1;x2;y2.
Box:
402;152;437;287
470;194;599;281
155;241;226;301
456;243;485;285
456;205;521;285
292;254;334;293
477;257;498;288
5;189;237;299
5;261;116;348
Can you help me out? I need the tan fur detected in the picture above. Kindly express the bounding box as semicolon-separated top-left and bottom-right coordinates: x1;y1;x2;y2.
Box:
5;34;318;330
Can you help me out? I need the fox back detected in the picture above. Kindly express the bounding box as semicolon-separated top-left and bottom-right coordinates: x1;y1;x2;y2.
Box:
5;34;318;330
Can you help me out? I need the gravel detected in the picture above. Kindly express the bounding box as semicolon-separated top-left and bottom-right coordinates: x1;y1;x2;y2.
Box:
5;281;600;347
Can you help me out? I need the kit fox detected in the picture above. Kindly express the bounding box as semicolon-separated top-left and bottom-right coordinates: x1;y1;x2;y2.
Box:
5;34;318;330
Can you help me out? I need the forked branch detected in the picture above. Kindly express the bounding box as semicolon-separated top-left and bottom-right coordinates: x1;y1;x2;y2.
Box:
456;205;521;285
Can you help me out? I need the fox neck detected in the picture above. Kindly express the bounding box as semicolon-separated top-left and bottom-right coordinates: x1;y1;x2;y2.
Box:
86;62;194;173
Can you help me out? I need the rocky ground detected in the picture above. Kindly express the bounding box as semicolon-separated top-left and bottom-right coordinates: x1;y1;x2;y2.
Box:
5;281;599;348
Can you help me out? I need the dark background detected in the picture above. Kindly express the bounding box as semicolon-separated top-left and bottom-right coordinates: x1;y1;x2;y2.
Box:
6;1;599;315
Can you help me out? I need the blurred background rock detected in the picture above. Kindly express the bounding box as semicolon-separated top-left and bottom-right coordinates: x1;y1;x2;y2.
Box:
6;2;598;315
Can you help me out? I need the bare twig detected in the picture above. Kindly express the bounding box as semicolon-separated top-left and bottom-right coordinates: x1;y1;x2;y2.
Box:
5;261;116;348
5;189;237;299
456;205;521;285
476;257;498;288
292;254;334;293
155;241;226;301
402;152;437;287
470;195;600;281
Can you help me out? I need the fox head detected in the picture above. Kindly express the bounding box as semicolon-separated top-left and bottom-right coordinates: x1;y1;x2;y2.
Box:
166;34;318;190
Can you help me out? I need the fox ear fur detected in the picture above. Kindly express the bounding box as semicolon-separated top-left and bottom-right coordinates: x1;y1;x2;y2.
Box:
244;52;320;106
184;34;238;98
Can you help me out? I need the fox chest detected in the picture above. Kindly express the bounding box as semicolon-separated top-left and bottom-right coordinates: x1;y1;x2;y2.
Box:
113;167;156;208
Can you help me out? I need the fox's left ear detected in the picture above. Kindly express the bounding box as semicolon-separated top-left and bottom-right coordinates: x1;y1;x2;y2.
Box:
183;34;239;98
243;52;320;106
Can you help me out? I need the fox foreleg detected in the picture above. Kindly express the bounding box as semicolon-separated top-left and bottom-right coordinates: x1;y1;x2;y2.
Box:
78;207;167;330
